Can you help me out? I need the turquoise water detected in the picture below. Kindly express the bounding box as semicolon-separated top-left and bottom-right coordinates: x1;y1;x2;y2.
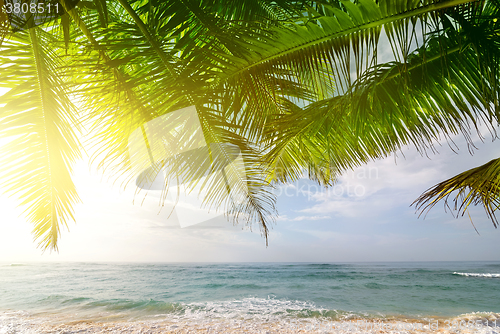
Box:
0;262;499;328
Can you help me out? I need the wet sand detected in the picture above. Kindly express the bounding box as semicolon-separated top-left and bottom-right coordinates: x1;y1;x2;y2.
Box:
2;311;499;334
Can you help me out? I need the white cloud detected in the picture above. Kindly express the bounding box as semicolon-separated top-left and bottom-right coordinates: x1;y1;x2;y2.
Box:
280;125;499;221
277;215;331;222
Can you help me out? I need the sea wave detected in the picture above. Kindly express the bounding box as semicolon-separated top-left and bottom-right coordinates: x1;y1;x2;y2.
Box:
176;297;347;321
453;272;500;278
30;296;350;322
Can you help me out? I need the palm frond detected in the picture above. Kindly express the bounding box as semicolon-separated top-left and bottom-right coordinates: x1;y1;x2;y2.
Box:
0;27;81;251
264;0;500;184
412;158;500;227
62;0;283;241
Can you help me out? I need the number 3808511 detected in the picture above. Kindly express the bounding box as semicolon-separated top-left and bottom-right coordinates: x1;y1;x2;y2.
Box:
5;2;60;14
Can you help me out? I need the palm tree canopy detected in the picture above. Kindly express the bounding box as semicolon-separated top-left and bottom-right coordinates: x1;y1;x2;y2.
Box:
0;0;499;250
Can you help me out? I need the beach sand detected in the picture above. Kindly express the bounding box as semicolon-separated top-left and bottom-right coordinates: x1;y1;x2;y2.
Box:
2;311;499;334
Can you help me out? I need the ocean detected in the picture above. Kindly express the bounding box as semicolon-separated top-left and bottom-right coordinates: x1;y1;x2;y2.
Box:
1;262;499;333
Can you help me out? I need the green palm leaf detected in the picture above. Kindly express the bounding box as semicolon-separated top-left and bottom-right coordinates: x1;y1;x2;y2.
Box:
264;0;500;184
0;27;81;251
60;0;285;240
412;158;500;227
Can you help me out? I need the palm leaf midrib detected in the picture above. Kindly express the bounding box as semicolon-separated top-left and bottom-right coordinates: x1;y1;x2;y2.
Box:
219;0;476;83
29;28;59;249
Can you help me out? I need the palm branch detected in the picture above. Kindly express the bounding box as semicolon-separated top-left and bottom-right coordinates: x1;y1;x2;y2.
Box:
412;158;500;227
263;0;499;183
262;0;500;226
62;0;289;242
0;26;81;251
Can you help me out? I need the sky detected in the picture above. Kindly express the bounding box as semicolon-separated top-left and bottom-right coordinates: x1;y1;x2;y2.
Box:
0;23;499;263
0;119;498;263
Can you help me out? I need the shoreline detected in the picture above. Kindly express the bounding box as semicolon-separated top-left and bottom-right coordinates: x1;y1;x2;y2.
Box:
2;310;499;334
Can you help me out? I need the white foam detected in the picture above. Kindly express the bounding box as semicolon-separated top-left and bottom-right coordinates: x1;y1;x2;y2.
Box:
169;296;342;322
0;311;43;334
453;272;500;278
3;310;500;334
0;298;349;334
453;311;500;322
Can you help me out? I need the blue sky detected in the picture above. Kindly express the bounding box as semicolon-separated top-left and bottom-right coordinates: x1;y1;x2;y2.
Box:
1;25;499;263
0;123;498;262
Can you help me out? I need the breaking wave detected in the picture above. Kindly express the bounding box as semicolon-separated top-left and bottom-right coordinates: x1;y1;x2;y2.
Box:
453;272;500;278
